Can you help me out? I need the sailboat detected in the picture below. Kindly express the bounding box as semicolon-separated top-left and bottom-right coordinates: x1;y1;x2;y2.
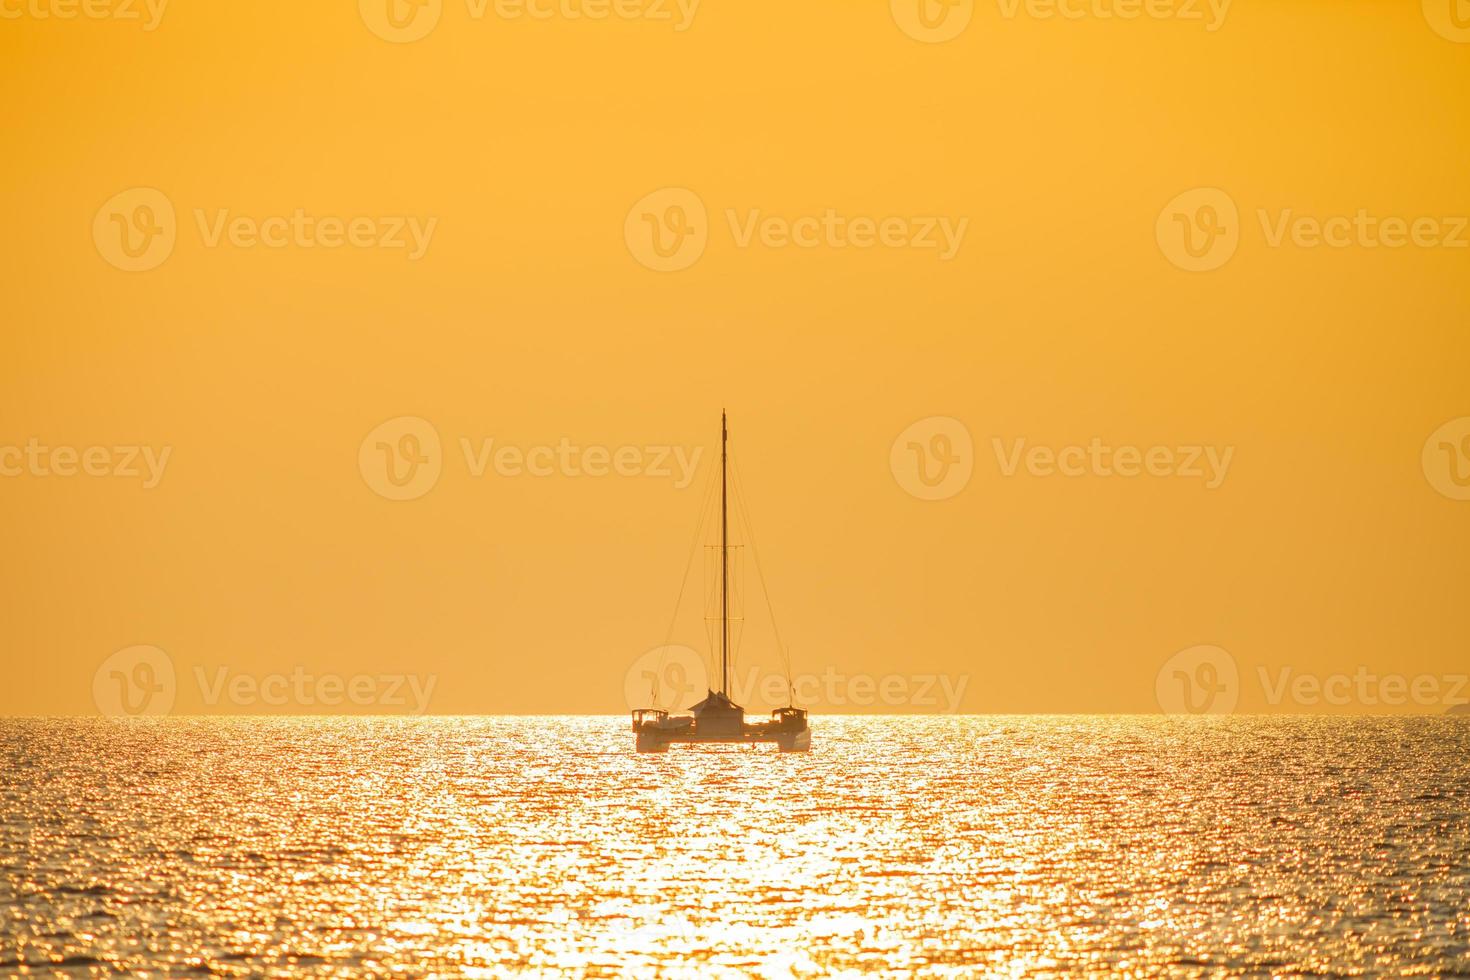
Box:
631;412;811;753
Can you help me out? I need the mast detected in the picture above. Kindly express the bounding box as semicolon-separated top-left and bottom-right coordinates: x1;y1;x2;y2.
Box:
720;410;729;696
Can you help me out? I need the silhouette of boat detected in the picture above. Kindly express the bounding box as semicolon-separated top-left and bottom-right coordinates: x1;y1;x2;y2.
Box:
632;413;810;753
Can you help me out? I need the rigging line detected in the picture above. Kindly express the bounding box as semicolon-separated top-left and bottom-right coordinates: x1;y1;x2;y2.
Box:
652;455;719;708
729;454;796;701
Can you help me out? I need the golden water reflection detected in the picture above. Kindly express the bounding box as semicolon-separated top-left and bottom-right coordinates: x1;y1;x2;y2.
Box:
2;716;1468;976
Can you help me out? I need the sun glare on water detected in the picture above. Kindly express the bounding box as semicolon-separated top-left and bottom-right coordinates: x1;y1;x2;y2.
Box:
3;715;1467;976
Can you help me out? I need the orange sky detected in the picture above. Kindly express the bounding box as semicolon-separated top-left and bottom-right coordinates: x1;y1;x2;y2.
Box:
3;0;1468;716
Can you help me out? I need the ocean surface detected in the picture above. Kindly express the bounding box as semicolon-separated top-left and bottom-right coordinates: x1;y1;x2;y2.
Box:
3;716;1468;977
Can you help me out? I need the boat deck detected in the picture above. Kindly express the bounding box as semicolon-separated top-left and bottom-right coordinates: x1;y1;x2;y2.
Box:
632;706;810;753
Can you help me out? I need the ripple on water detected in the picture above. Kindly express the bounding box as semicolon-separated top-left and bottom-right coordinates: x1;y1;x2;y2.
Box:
0;716;1467;976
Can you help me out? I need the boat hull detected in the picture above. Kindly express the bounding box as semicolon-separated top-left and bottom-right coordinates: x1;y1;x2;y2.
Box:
635;725;810;753
633;704;811;753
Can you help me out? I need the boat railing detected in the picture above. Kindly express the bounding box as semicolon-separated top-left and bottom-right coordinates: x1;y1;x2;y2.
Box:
631;709;668;731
